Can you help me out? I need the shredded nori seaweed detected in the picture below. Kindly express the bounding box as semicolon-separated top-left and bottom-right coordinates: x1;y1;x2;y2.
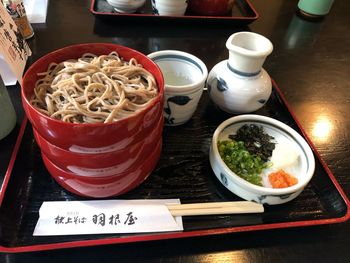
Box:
229;124;275;162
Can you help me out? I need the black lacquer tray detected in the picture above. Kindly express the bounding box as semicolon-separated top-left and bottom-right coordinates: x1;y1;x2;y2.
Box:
90;0;259;25
0;81;349;253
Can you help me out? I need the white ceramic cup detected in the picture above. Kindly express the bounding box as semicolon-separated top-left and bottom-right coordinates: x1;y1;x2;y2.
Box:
151;0;188;16
148;50;208;126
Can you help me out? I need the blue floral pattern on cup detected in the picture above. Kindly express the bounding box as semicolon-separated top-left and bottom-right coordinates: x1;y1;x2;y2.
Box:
151;0;159;15
164;95;192;125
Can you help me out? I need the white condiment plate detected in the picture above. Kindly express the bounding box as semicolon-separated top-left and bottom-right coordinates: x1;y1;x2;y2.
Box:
210;114;315;205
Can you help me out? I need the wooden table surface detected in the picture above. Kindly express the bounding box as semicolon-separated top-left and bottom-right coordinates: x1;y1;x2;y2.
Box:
1;0;350;262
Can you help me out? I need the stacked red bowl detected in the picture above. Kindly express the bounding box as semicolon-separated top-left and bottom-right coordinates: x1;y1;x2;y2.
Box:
21;43;164;198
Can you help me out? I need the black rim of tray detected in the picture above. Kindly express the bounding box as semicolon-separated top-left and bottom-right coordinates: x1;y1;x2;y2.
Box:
90;0;259;25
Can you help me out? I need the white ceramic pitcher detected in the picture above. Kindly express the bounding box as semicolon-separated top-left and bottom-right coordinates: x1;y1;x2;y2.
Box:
207;32;273;114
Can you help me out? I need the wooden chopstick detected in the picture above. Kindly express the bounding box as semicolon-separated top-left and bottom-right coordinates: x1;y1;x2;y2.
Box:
166;201;264;216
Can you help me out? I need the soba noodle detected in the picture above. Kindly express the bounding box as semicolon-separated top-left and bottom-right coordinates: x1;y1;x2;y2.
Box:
30;52;158;123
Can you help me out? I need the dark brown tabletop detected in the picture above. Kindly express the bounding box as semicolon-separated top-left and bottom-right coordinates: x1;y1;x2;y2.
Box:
1;0;350;261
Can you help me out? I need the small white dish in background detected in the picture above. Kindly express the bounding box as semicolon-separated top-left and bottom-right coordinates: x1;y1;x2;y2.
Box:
151;0;188;16
106;0;146;13
209;114;315;205
148;50;208;126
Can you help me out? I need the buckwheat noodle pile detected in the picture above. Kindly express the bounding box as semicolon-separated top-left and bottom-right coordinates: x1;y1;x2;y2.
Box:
30;52;158;123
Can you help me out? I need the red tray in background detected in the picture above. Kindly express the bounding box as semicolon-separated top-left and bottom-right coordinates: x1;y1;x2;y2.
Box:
90;0;259;25
0;80;349;253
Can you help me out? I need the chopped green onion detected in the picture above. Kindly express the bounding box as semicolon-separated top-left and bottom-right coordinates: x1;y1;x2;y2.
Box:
218;140;269;186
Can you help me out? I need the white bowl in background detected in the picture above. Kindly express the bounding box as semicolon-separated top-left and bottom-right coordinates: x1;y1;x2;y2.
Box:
107;0;146;13
209;114;315;205
151;0;188;16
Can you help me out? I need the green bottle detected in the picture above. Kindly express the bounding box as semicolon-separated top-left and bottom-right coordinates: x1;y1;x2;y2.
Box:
298;0;334;17
0;75;17;140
